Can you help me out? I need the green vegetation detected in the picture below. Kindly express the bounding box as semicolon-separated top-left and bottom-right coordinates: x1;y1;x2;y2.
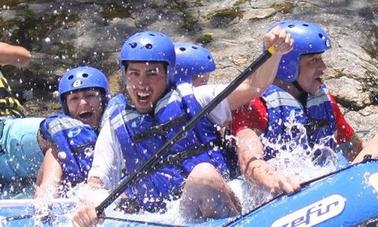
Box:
234;0;248;6
181;12;198;31
206;7;245;20
0;0;24;8
333;68;348;78
100;3;132;20
193;0;203;6
196;33;213;45
167;0;200;31
363;43;378;61
271;1;295;14
1;6;79;54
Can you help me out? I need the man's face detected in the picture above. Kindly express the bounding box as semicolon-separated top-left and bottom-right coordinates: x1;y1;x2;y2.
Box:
297;53;327;95
124;62;167;113
66;88;104;129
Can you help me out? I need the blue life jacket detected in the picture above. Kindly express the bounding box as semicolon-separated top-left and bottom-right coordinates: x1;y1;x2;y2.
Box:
101;93;127;129
39;114;97;185
261;85;337;164
110;83;228;212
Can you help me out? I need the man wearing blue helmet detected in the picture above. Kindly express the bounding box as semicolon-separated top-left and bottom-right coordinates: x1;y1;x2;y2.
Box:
34;66;109;201
0;42;45;195
72;28;292;226
232;19;364;195
173;42;216;87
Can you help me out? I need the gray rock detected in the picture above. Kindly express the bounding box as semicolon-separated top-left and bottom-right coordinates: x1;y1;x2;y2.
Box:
0;0;376;135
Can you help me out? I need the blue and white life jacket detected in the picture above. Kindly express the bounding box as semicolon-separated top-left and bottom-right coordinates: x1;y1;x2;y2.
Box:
101;93;127;129
109;83;228;212
39;114;97;185
261;85;337;164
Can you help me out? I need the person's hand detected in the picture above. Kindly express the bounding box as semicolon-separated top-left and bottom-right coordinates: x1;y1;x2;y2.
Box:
246;159;300;195
11;45;32;67
266;173;301;195
71;183;109;227
263;26;293;56
0;42;32;67
72;203;100;227
253;164;301;195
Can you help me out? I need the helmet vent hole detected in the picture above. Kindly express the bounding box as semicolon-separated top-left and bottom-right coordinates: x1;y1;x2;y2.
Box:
288;24;295;28
129;42;137;48
302;23;309;27
145;43;153;49
149;33;156;36
192;46;198;49
68;75;74;80
179;47;186;51
318;33;324;39
208;56;212;60
82;73;89;78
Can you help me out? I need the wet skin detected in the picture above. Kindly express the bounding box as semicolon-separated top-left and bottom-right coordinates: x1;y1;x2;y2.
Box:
66;88;104;129
124;62;167;113
297;53;327;95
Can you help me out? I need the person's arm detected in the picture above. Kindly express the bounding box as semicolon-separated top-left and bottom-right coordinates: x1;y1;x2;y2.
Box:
227;27;293;110
236;128;300;194
0;42;32;67
231;100;300;194
87;121;123;190
72;120;122;227
330;95;363;161
34;133;63;199
193;28;292;126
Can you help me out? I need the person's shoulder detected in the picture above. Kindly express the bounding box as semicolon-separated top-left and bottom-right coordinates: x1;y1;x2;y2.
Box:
109;93;127;105
326;92;338;105
193;83;227;95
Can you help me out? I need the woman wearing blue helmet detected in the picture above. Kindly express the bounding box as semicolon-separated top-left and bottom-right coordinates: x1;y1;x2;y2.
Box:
35;66;109;201
232;19;364;195
72;28;292;226
173;42;216;87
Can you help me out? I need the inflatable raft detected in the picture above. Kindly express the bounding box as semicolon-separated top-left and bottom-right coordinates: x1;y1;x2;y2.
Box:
1;159;377;226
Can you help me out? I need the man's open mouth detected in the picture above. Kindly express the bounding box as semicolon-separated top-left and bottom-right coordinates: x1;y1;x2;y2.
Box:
137;91;151;103
78;111;93;119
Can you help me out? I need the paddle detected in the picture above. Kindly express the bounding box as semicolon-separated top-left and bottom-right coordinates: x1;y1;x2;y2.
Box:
95;47;275;216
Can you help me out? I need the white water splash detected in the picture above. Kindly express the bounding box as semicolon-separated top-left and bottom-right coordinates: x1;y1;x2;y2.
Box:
231;111;342;214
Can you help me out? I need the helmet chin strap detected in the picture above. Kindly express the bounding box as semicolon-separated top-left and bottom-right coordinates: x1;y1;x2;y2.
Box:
292;80;308;106
292;80;305;93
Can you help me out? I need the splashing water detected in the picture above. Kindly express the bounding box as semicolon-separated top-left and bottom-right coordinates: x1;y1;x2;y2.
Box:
230;111;342;214
0;111;348;225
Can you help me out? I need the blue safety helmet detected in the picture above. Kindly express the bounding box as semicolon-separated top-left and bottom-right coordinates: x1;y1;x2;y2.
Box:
58;66;110;114
119;31;176;84
173;42;216;85
271;19;332;83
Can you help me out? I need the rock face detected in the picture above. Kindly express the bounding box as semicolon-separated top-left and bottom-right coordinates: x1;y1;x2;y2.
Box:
0;0;377;138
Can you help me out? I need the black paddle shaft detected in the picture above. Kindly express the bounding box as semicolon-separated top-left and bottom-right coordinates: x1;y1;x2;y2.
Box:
95;50;273;215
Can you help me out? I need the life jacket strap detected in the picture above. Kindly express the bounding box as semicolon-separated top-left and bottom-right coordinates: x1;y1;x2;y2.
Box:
0;118;5;154
132;114;187;143
152;143;217;172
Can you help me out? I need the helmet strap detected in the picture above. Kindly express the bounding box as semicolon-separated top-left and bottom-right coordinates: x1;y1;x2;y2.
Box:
293;80;308;106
